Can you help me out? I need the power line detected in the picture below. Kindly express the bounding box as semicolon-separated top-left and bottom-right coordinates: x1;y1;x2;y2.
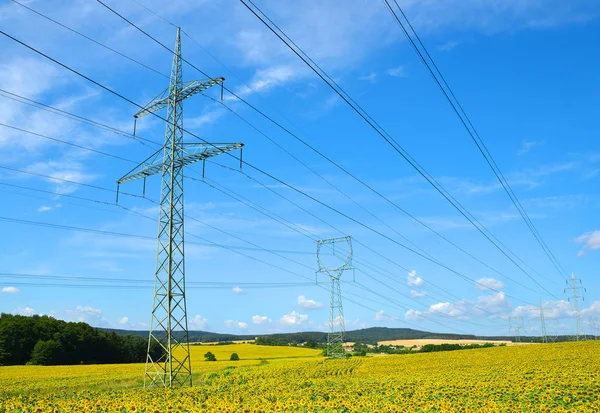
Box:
6;5;558;301
0;122;137;164
107;0;534;292
237;0;559;299
382;0;568;282
1;25;557;313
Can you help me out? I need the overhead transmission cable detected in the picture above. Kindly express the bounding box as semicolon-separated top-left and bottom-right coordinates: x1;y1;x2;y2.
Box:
382;0;568;281
0;87;492;316
236;0;559;299
114;0;560;289
7;2;557;297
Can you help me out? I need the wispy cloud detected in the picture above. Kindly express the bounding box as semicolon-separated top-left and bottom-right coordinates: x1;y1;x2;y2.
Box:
518;140;542;155
574;230;600;257
387;66;407;77
358;72;377;83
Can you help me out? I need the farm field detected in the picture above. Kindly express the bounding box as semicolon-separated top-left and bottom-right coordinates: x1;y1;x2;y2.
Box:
377;338;526;347
1;341;599;412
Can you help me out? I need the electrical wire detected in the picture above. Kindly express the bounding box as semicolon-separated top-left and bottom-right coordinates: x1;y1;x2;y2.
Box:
2;5;560;300
236;0;560;300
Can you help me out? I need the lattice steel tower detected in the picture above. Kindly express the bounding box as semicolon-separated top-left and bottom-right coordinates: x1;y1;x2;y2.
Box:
508;316;523;343
539;300;548;344
117;28;242;387
565;272;586;341
316;236;354;358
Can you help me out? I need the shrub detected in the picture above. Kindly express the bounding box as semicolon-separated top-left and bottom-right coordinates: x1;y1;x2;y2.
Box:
204;351;216;361
230;352;240;361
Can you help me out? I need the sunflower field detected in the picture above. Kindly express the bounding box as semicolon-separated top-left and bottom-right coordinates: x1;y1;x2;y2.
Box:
0;341;598;412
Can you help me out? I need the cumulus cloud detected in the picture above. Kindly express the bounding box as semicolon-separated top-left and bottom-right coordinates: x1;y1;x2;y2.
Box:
475;277;505;291
476;292;511;313
1;286;19;293
429;302;466;317
375;310;396;321
232;286;244;294
252;315;272;325
298;295;324;309
405;309;422;321
190;315;208;329
410;289;426;298
280;310;309;326
407;270;423;287
225;320;248;329
574;230;600;256
118;316;129;325
64;306;103;323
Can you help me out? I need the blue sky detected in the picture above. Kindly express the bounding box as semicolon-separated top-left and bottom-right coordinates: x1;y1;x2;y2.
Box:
0;0;599;338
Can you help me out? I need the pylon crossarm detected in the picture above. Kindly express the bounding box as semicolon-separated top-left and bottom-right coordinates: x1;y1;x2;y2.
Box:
117;148;163;184
134;87;170;119
133;77;225;119
117;143;243;184
178;78;224;101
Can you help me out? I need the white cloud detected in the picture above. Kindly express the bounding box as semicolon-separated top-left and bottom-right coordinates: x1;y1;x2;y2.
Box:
252;315;272;325
1;286;19;293
387;65;407;77
429;302;466;317
232;286;244;294
26;160;98;195
374;310;396;321
20;307;36;316
235;65;302;97
405;309;422;321
118;316;129;325
190;315;208;329
476;292;511;313
225;319;248;329
64;306;104;324
358;72;377;82
408;270;423;287
475;277;505;291
574;230;600;256
37;206;52;212
280;310;309;326
518;140;542;155
298;295;324;309
410;289;426;298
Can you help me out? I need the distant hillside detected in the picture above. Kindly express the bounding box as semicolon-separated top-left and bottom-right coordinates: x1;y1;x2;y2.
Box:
103;326;579;344
103;326;477;345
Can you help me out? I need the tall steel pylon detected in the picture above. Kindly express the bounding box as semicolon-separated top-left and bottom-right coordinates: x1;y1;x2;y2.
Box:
590;316;598;340
316;236;354;358
508;316;523;343
539;301;548;344
565;272;586;341
117;28;243;387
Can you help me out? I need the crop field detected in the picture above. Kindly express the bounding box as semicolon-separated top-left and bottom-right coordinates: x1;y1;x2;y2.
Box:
1;341;599;412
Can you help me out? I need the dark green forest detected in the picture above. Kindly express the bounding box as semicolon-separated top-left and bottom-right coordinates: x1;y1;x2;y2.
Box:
0;314;161;366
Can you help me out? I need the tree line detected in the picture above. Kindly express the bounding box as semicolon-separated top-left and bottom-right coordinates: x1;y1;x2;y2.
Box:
0;314;162;366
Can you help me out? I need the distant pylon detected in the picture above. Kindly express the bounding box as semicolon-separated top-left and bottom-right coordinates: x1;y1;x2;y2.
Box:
539;300;548;344
508;316;524;343
589;316;598;340
564;272;586;341
316;236;354;358
117;28;243;387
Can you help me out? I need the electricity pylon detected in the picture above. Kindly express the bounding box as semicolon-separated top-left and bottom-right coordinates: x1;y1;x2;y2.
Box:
539;301;548;343
316;236;354;358
117;28;243;387
508;316;523;343
565;272;586;341
590;316;598;340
